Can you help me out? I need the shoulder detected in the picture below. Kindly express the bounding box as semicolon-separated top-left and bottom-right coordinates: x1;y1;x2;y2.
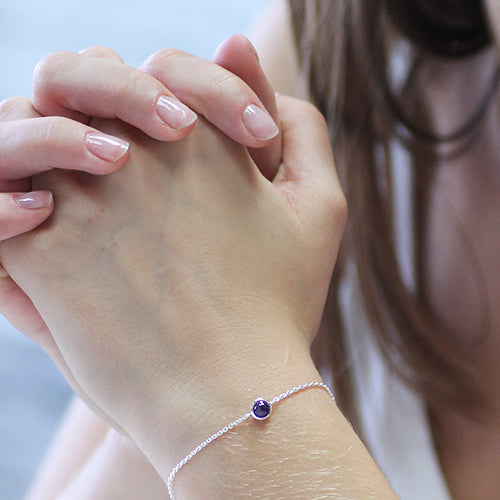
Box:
246;0;310;100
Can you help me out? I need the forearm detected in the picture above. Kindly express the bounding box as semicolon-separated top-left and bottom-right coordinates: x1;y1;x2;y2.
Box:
27;398;166;500
56;430;167;500
26;398;108;500
5;60;388;497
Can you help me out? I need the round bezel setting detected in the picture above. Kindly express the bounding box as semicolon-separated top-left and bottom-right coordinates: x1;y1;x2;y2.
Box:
251;398;272;420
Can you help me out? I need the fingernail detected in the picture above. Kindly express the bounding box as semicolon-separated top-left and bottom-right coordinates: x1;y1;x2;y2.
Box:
86;133;130;162
242;104;279;141
14;191;53;210
156;96;197;130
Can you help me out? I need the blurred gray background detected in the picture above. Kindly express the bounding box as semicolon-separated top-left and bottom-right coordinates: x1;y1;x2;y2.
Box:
0;1;271;497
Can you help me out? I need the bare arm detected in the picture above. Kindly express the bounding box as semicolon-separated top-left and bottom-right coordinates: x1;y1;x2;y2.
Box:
26;9;303;496
22;95;397;500
26;399;166;500
26;398;106;499
22;5;397;499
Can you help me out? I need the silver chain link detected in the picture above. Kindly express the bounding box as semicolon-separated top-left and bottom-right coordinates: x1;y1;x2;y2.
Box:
167;381;335;499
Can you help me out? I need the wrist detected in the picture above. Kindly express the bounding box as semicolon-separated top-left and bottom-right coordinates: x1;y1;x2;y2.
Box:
136;356;395;500
172;381;337;499
128;333;319;480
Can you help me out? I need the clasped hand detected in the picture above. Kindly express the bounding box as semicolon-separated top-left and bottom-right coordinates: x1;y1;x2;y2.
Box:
0;36;346;468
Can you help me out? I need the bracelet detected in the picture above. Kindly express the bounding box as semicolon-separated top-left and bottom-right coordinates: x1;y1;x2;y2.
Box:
167;381;335;500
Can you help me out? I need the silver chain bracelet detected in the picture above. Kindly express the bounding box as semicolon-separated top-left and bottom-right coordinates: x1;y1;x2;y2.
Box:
167;381;335;499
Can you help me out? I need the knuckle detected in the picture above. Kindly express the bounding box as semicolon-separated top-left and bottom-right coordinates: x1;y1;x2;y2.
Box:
198;64;249;105
38;116;60;147
141;47;184;74
79;46;121;60
114;69;150;102
142;49;250;101
211;69;245;95
32;52;75;106
38;116;72;149
298;100;328;127
33;51;72;85
0;96;32;116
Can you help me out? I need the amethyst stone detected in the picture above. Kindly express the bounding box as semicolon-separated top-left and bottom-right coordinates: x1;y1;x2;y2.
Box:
251;399;272;420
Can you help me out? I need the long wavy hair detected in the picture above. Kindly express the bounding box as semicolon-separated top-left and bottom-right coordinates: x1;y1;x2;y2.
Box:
288;0;494;426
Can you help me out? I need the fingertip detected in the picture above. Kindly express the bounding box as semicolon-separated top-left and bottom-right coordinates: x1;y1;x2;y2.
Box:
0;191;54;241
212;35;234;62
13;191;53;211
86;132;130;164
213;34;259;64
242;104;280;143
78;46;125;63
211;35;278;149
155;95;198;133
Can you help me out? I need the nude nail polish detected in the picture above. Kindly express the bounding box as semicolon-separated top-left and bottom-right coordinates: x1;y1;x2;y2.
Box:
242;104;279;141
156;96;197;130
14;191;53;210
86;133;130;162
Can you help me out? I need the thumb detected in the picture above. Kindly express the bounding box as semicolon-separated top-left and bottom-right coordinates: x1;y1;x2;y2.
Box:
0;191;54;240
273;94;347;229
0;189;54;346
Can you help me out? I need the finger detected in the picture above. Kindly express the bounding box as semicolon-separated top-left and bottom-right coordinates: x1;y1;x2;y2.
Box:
0;191;53;240
78;46;125;63
0;188;52;336
0;96;40;122
140;48;280;147
213;35;281;180
0;97;41;192
0;117;130;178
32;51;197;141
274;95;347;226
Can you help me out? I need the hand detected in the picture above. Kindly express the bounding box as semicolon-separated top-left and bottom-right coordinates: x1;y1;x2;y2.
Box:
0;93;132;338
0;93;346;464
33;36;281;179
0;36;280;361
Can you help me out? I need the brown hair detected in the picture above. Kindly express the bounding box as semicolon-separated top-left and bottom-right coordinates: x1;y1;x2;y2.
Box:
288;0;492;426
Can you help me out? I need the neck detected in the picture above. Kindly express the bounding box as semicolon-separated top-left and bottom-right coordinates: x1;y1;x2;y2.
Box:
420;48;500;407
429;401;500;500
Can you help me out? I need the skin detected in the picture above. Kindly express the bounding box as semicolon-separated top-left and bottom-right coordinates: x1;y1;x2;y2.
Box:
17;36;290;500
0;37;280;347
4;0;499;498
389;0;500;498
0;97;127;247
26;34;293;500
0;29;397;500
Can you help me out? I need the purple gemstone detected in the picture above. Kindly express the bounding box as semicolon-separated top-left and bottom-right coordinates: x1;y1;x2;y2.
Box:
251;399;272;420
